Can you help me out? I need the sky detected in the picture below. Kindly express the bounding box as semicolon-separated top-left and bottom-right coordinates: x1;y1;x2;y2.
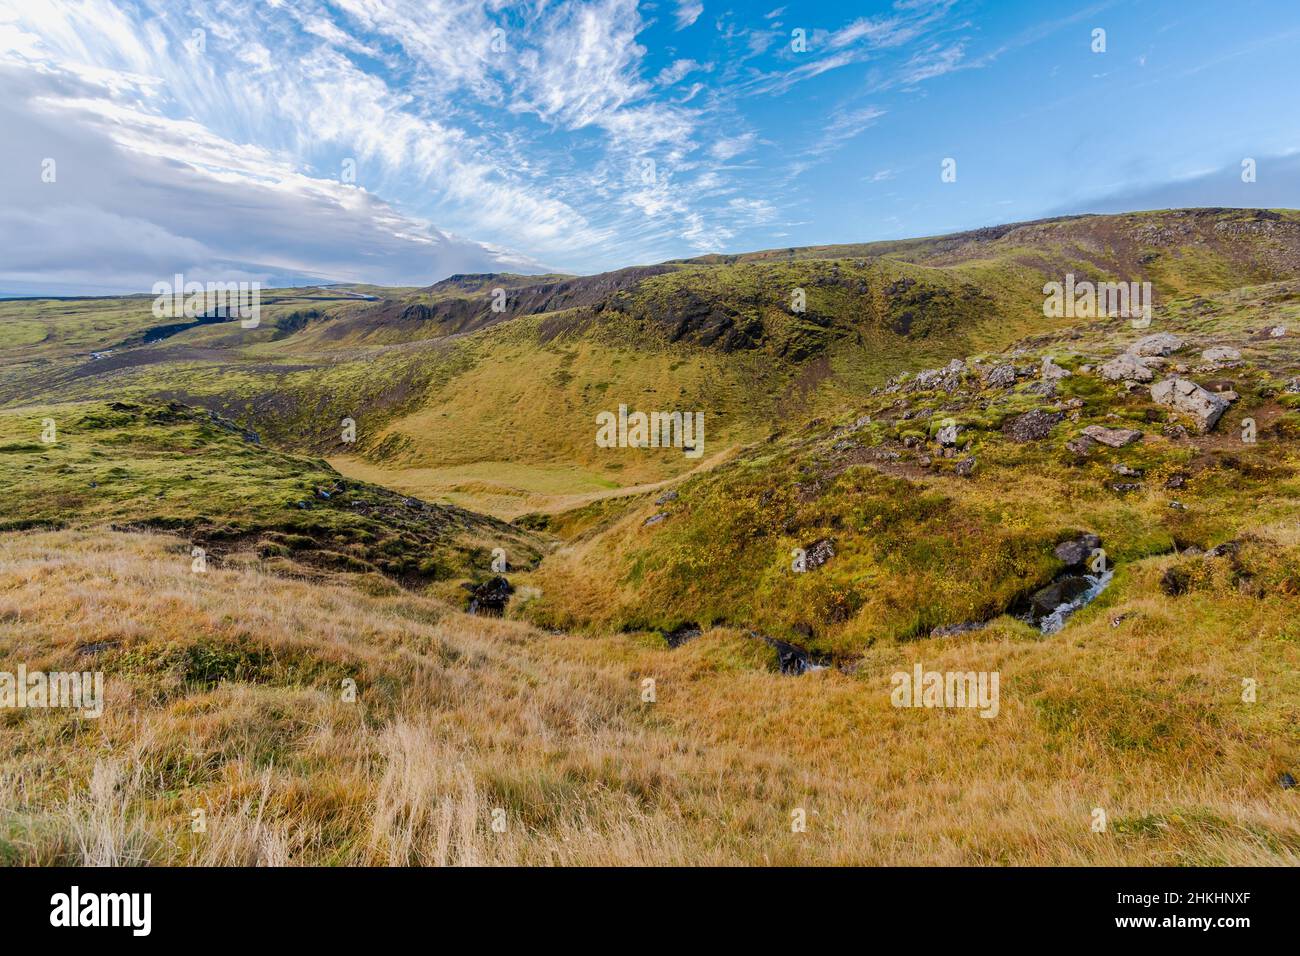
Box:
1;0;1298;294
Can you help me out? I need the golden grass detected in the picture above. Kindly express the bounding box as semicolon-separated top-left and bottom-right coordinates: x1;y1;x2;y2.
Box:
1;528;1296;865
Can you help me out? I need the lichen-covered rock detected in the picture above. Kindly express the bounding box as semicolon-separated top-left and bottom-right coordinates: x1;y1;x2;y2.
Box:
1131;332;1183;357
1003;408;1064;442
1099;353;1155;382
1041;356;1071;380
1065;435;1096;457
1081;424;1143;447
936;422;961;447
1201;345;1241;363
1151;377;1230;433
802;537;835;570
983;364;1017;388
1053;533;1101;567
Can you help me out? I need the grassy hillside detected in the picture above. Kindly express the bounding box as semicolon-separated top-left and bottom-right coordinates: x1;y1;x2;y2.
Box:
1;210;1298;866
522;278;1300;657
5;210;1299;516
0;399;543;588
2;526;1295;865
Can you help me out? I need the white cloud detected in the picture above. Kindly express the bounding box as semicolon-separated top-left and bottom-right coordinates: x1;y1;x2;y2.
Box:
710;132;757;161
0;58;542;294
674;1;704;31
656;58;710;86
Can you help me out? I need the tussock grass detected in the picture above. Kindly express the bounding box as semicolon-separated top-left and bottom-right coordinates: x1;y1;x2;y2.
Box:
1;529;1295;865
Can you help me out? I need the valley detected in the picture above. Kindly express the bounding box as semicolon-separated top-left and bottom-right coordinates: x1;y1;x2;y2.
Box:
1;208;1298;865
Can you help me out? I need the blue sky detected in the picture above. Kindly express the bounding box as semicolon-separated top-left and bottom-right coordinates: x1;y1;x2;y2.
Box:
1;0;1298;293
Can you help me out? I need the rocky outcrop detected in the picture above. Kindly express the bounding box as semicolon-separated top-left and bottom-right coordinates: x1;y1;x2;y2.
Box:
1028;576;1094;620
1151;378;1230;433
1081;425;1143;447
983;364;1017;388
464;576;513;615
751;632;829;675
1003;408;1064;442
663;623;702;647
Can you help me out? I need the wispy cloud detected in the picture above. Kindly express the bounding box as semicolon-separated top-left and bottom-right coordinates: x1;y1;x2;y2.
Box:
674;1;704;31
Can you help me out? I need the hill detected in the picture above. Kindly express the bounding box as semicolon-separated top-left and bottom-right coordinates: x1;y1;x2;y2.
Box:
1;210;1298;865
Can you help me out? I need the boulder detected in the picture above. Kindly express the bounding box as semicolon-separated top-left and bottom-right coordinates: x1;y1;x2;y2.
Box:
802;537;835;571
1131;332;1183;357
1066;435;1097;457
464;576;514;616
753;632;827;676
1041;356;1071;380
1028;576;1093;620
1201;345;1241;363
1099;353;1154;382
1053;533;1102;568
954;456;976;478
1003;408;1064;443
1081;424;1143;448
936;422;961;447
1150;378;1230;433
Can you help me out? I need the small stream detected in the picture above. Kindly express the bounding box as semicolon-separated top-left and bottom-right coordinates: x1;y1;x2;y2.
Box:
1032;568;1114;635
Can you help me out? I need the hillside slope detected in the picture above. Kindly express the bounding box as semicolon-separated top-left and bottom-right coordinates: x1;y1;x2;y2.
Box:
1;209;1298;866
4;209;1299;516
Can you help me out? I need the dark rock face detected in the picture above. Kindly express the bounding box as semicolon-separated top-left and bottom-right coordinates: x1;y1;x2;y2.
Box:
1053;534;1102;568
1004;408;1064;443
649;288;766;352
771;639;819;675
752;632;828;675
1028;576;1093;619
464;576;513;615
